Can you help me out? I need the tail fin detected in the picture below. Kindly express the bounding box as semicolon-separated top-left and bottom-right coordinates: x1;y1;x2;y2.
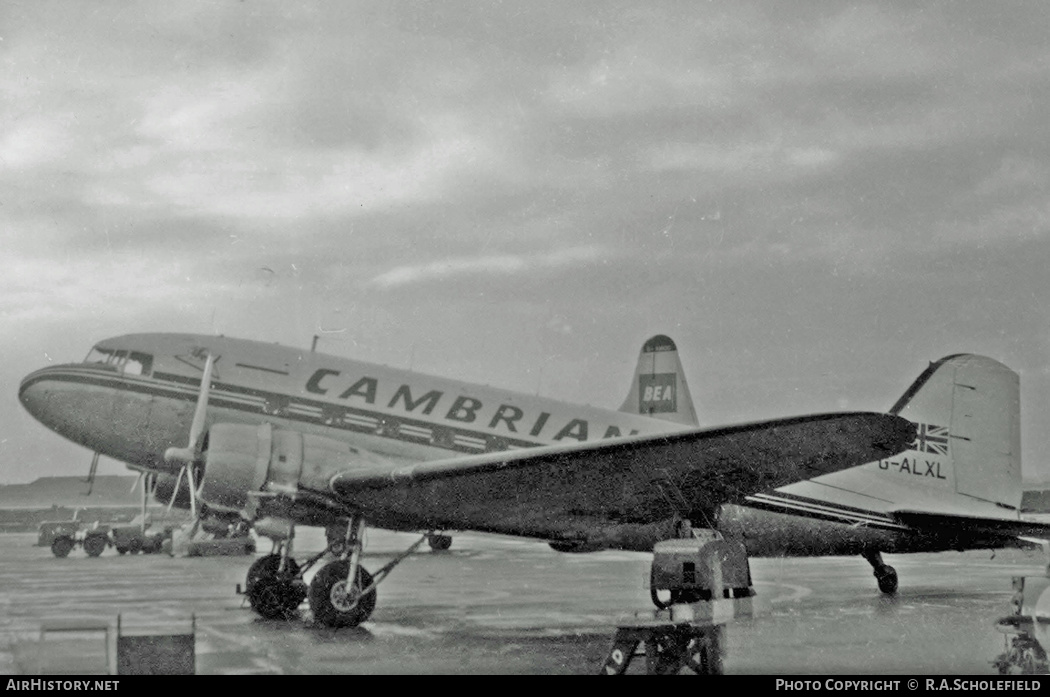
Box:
887;354;1021;512
618;334;699;427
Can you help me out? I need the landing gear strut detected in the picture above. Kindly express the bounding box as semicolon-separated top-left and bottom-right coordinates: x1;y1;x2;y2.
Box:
308;515;373;627
241;516;432;627
308;559;376;627
863;551;898;594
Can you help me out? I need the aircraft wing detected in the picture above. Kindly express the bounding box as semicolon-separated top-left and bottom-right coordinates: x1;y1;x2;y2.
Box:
328;412;914;548
892;510;1050;543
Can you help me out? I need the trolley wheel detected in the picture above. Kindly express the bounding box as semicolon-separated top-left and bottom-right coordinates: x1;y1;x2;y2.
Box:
83;534;107;557
51;536;74;558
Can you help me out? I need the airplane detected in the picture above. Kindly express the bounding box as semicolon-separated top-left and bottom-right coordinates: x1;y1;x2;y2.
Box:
21;331;1028;628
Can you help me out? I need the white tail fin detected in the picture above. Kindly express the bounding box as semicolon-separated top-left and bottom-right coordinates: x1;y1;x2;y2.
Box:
887;354;1021;512
765;353;1022;531
618;334;699;427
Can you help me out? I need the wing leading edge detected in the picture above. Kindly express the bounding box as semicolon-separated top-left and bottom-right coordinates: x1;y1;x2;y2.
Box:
328;412;915;550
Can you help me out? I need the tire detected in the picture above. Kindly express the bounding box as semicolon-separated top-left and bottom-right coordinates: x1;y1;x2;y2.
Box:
128;538;142;555
308;560;376;628
246;555;305;620
876;566;898;595
83;534;107;558
51;536;74;558
116;547;127;555
427;534;453;552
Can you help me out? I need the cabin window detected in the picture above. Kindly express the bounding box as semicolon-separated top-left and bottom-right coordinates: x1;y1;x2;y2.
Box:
123;352;153;376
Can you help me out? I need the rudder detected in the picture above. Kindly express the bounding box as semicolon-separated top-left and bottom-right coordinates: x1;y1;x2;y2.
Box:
890;354;1021;511
618;334;699;427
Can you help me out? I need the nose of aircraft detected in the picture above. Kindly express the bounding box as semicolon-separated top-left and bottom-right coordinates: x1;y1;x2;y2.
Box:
19;367;54;424
18;365;82;431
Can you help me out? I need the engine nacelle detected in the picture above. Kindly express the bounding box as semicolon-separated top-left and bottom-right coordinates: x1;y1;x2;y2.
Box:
198;422;387;519
152;472;192;509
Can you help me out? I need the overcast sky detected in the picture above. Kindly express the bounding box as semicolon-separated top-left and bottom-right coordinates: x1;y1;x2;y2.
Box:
3;2;1049;485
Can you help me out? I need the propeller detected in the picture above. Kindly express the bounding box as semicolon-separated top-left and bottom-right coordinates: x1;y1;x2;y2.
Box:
163;353;215;520
129;471;154;532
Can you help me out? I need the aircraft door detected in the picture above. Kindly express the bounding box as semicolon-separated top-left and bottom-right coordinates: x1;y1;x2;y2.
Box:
949;358;1021;509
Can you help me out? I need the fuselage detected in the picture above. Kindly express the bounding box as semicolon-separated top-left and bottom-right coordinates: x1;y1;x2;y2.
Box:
18;333;683;474
18;333;1014;557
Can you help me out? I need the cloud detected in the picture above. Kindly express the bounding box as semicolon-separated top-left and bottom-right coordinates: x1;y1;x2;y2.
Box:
645;141;842;178
366;245;612;289
3;2;1050;483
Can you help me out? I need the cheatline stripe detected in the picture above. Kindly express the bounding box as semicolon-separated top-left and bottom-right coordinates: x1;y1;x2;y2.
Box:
753;487;898;517
745;492;908;530
747;492;895;523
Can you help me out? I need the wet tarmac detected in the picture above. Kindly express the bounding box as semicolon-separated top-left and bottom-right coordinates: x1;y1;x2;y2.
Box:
0;530;1040;674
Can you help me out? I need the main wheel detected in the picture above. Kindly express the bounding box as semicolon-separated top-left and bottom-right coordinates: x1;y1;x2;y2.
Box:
246;554;305;620
875;565;898;594
83;535;106;558
51;536;74;558
128;537;142;555
308;560;376;628
428;534;452;552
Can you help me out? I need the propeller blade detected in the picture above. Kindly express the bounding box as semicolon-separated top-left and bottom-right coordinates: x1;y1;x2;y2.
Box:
164;353;215;467
187;465;198;520
165;466;186;516
187;353;215;452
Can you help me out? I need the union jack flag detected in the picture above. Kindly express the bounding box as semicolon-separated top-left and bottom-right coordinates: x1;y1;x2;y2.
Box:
912;423;950;456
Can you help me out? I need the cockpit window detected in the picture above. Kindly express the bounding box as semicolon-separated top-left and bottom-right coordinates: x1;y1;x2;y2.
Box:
83;346;153;376
84;346;122;367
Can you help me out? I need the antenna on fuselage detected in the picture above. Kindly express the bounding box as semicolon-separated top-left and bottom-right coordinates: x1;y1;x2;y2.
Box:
312;335;319;352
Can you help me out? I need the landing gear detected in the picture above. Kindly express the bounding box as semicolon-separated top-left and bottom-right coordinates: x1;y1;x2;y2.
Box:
246;553;306;620
863;551;898;594
308;515;374;627
241;516;432;627
427;533;452;552
308;560;376;627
